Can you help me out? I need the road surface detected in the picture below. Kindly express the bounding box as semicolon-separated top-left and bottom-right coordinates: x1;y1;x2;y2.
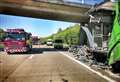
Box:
0;45;113;82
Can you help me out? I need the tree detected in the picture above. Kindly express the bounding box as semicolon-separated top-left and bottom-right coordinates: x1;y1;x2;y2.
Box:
57;28;62;33
0;28;6;41
43;24;80;45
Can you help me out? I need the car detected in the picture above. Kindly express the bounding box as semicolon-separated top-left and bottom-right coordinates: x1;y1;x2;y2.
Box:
46;41;53;46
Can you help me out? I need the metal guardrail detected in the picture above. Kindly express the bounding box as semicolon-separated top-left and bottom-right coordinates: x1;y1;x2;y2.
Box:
32;0;92;8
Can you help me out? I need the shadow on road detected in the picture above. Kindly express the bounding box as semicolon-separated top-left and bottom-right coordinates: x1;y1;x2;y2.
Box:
0;48;4;52
29;47;68;54
8;47;68;55
30;47;57;54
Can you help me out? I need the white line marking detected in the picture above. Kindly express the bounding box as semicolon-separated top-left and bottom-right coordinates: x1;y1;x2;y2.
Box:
59;51;116;82
105;70;120;78
28;55;34;59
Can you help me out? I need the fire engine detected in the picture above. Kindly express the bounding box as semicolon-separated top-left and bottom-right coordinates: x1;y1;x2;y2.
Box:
4;29;32;54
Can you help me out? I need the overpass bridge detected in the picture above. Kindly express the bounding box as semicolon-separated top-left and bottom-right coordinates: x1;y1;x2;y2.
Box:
0;0;92;23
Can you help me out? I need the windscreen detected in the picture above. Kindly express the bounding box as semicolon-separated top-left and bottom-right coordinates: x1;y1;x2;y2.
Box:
55;40;63;43
6;33;26;40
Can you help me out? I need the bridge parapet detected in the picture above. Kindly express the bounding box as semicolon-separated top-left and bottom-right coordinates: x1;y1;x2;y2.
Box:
0;0;91;23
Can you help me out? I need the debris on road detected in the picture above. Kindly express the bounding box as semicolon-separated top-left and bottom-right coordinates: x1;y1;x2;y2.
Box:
68;45;120;78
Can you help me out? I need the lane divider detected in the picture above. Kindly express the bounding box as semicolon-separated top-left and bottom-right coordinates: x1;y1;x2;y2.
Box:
28;55;34;59
59;51;116;82
105;70;120;78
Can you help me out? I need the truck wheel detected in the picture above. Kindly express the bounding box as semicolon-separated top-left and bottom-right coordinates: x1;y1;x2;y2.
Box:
112;61;120;72
54;46;56;49
7;52;11;54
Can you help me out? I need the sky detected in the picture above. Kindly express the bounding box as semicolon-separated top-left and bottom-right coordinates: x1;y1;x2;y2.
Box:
63;0;104;5
0;14;76;37
0;0;104;37
36;0;104;5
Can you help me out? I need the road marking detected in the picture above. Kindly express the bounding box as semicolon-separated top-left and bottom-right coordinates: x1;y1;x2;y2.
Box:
0;60;2;63
59;51;116;82
105;70;120;78
28;55;34;59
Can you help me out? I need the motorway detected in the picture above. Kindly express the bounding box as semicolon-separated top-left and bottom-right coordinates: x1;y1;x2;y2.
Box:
0;45;115;82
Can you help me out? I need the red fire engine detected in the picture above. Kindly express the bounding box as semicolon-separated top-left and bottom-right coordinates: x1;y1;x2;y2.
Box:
4;29;32;54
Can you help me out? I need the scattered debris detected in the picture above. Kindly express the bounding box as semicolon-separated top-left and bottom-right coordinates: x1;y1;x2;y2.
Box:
68;45;113;71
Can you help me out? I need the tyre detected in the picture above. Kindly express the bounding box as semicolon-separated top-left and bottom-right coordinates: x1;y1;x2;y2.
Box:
112;61;120;72
7;52;12;54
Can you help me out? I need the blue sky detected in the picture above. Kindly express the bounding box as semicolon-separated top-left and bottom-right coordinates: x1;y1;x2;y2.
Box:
63;0;104;5
0;14;76;37
36;0;104;5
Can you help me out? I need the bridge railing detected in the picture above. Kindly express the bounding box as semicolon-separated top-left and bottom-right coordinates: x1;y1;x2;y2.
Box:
32;0;92;8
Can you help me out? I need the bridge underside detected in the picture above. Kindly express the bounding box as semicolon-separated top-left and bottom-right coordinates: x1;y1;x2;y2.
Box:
0;0;90;23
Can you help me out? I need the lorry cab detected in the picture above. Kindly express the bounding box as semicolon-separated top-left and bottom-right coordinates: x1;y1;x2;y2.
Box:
4;29;32;54
53;39;63;49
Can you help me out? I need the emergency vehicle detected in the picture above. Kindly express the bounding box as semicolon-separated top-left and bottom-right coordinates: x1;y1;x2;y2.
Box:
4;29;32;54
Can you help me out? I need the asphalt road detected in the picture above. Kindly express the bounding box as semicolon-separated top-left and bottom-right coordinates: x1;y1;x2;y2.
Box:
0;45;111;82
